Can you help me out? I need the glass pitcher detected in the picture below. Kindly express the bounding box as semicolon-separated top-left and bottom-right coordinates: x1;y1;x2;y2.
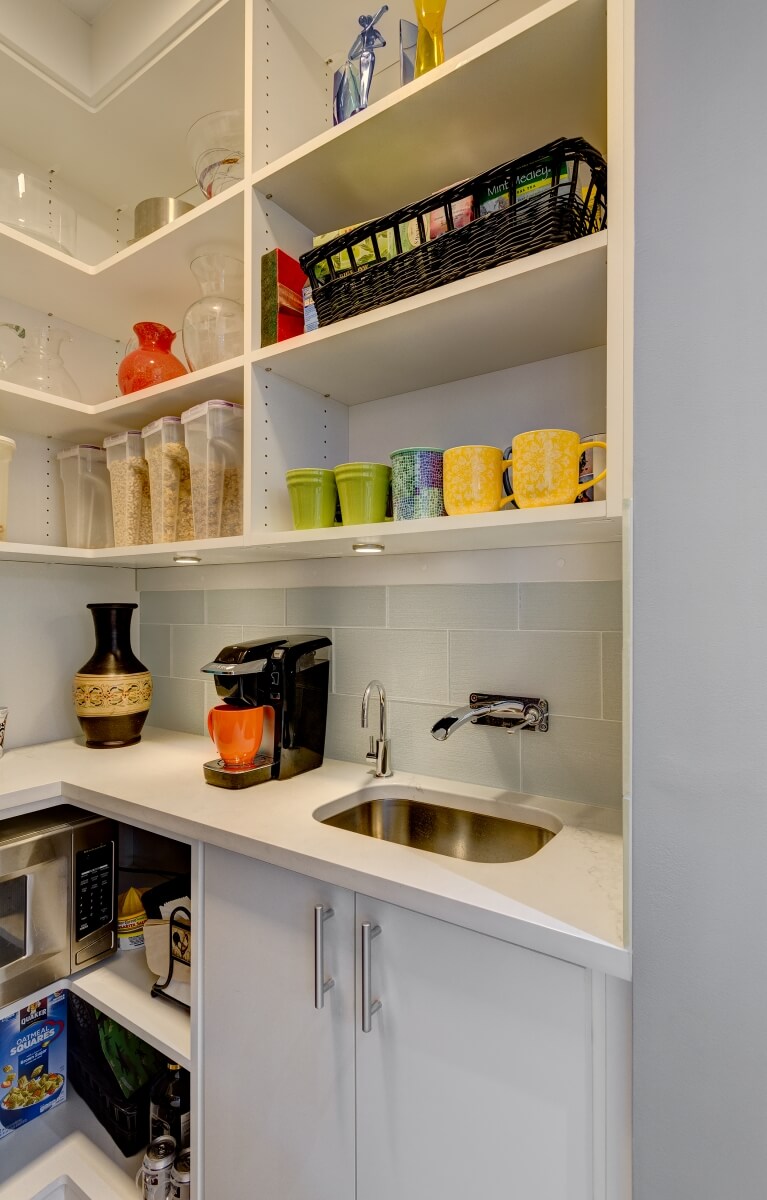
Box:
0;323;81;401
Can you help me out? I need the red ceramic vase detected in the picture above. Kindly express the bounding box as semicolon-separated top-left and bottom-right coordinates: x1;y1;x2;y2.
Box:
117;322;188;395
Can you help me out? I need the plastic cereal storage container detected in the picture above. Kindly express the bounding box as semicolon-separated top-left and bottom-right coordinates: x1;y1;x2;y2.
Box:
57;445;114;548
141;417;193;543
180;399;243;538
104;431;152;546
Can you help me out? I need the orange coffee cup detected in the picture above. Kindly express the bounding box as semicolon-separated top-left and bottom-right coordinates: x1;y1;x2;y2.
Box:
207;704;265;767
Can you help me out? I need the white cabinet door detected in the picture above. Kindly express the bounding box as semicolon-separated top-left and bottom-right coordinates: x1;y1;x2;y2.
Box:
203;847;356;1200
355;896;593;1200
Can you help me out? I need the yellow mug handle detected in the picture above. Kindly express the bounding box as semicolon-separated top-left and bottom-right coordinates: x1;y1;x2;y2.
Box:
498;457;516;508
574;440;607;497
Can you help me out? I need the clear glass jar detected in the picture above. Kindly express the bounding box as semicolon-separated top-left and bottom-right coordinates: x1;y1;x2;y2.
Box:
182;255;244;371
0;324;80;400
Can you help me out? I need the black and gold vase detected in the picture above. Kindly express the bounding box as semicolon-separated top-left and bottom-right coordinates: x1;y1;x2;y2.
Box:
73;603;152;748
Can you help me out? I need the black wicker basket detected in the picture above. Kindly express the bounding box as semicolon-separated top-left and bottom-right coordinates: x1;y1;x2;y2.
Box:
300;137;607;328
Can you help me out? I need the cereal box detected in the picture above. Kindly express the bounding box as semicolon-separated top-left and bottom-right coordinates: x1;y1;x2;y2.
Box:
0;990;67;1138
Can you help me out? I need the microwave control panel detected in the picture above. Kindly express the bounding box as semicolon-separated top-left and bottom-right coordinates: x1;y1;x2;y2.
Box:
75;841;114;939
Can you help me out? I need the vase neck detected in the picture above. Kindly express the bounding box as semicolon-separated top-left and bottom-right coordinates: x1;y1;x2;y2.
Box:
87;603;143;663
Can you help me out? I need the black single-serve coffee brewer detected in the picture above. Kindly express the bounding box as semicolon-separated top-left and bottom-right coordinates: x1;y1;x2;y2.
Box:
200;635;332;788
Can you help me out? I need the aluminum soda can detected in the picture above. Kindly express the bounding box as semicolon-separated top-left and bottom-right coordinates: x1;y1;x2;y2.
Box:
137;1136;176;1198
170;1150;192;1199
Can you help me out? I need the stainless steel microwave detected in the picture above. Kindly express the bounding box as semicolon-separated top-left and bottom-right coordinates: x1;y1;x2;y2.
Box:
0;806;117;1009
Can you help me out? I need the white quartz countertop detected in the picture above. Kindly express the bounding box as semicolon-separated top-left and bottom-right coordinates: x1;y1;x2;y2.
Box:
0;729;629;979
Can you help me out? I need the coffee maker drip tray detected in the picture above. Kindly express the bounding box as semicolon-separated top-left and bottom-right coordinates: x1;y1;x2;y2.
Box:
203;754;275;789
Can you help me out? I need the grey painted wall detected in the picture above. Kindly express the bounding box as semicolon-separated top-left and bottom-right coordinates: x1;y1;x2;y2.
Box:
633;0;767;1195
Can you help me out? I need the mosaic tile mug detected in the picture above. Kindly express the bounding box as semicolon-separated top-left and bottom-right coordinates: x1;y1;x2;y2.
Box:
505;429;607;508
391;447;445;520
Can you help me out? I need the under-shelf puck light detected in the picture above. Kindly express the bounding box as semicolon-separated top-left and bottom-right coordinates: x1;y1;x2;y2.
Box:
352;542;385;555
173;553;202;565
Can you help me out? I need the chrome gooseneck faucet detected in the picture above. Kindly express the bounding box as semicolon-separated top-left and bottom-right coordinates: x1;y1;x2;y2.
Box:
361;679;392;777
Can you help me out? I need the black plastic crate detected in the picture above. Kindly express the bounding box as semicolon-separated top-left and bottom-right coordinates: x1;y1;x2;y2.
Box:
67;991;152;1158
300;137;607;327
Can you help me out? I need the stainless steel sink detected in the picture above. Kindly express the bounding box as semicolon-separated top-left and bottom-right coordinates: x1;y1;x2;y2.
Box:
319;795;556;863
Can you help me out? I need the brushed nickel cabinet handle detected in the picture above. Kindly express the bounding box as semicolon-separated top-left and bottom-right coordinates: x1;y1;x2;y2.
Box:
361;921;382;1033
314;904;335;1009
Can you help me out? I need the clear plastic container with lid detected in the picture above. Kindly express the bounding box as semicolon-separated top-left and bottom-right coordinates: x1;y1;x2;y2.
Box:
141;417;193;543
57;445;114;548
0;435;15;541
180;399;243;538
104;431;152;546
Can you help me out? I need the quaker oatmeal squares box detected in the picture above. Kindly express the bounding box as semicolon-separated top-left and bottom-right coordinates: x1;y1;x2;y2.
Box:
0;989;67;1137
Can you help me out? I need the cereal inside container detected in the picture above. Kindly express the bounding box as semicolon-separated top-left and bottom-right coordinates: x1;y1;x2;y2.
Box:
180;399;244;538
141;417;194;543
56;445;114;548
104;431;152;546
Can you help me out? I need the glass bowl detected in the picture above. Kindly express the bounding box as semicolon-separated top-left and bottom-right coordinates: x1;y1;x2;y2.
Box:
0;168;76;254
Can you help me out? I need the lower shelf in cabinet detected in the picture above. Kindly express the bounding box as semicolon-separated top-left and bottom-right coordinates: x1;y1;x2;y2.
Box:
0;504;620;566
69;951;191;1070
0;1089;141;1200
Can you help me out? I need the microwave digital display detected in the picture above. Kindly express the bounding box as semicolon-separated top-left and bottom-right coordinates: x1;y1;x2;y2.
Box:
0;876;26;969
75;841;113;939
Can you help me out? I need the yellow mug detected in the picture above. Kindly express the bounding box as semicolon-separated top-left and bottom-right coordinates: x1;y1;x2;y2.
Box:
506;429;607;508
443;445;514;515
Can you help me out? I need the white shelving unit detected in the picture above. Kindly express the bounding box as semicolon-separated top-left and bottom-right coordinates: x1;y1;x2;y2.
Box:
70;952;191;1070
0;1089;141;1200
0;184;245;341
252;0;606;230
252;234;607;404
0;0;629;571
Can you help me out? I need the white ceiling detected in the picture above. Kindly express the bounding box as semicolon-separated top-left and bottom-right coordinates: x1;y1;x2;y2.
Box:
58;0;114;23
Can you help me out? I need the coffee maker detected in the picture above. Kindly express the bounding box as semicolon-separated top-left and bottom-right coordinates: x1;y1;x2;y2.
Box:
200;635;332;788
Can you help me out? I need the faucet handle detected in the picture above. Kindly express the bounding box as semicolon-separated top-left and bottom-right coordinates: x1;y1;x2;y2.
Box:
469;693;549;732
366;735;377;762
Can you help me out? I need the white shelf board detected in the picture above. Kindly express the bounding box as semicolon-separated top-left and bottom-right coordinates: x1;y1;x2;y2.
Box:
253;0;606;230
0;504;620;567
69;951;191;1070
0;1089;142;1200
0;0;245;212
0;356;245;441
252;233;607;404
0;184;244;340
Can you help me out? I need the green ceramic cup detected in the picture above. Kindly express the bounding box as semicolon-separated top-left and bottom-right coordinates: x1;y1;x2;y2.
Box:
286;468;338;529
334;462;391;524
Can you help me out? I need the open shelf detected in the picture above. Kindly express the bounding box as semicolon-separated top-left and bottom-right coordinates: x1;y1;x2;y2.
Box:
0;504;619;568
0;0;244;213
69;951;191;1070
253;0;606;231
0;356;245;441
252;233;607;404
0;184;244;341
0;1089;141;1200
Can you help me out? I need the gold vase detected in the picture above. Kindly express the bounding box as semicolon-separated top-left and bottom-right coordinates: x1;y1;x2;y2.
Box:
414;0;447;77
